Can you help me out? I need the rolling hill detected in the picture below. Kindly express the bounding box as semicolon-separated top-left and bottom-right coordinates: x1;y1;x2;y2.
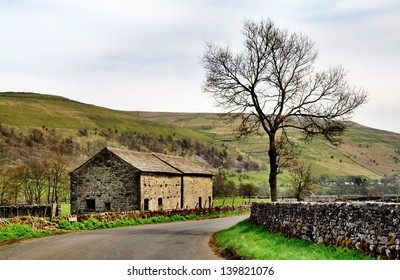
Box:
1;92;400;183
0;92;260;173
137;112;400;180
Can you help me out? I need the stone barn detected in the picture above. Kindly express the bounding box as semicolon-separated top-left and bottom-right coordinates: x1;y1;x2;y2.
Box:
70;147;213;214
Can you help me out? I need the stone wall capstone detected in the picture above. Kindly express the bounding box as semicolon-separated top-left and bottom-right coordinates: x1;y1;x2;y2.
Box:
249;202;400;259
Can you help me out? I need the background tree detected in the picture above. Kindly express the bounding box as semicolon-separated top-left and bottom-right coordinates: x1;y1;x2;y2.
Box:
0;165;11;205
30;161;47;204
212;174;237;198
44;153;69;204
12;164;35;205
11;160;47;205
238;182;258;198
202;19;368;201
289;161;317;201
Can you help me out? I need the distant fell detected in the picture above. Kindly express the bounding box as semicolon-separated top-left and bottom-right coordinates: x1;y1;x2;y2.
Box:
138;112;400;179
1;92;400;180
0;92;205;140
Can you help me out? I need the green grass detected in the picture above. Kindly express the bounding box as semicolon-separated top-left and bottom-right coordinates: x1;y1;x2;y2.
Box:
213;219;372;260
213;197;270;207
60;203;71;216
0;224;58;241
223;170;294;188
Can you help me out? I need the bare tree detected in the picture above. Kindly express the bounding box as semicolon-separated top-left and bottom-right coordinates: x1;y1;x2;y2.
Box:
12;164;34;205
30;161;47;204
0;165;11;205
44;153;68;204
11;160;47;205
289;161;317;201
202;19;368;201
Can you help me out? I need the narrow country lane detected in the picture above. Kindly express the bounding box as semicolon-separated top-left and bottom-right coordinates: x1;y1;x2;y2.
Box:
0;215;248;260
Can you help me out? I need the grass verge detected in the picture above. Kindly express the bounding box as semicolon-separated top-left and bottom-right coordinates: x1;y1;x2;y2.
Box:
212;219;373;260
0;224;60;242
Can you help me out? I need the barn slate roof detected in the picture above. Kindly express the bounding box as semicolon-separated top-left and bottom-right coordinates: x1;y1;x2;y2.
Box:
154;153;212;176
107;147;181;174
106;147;211;176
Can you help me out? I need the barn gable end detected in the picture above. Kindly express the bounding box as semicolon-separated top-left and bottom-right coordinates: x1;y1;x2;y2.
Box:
70;147;140;214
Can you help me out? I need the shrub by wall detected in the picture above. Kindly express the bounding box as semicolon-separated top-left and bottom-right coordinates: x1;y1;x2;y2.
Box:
250;202;400;259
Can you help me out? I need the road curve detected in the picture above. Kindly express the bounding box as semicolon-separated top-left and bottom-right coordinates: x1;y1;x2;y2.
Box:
0;215;248;260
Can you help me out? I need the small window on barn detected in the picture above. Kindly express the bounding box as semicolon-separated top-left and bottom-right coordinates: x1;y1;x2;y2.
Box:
86;199;95;210
198;197;202;208
144;199;149;211
158;198;163;209
105;202;111;211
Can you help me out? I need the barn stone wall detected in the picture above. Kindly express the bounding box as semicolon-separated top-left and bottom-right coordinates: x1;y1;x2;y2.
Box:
140;173;181;210
182;175;213;209
70;150;139;214
250;202;400;259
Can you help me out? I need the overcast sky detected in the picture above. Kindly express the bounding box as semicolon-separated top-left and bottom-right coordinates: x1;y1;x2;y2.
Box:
1;0;399;133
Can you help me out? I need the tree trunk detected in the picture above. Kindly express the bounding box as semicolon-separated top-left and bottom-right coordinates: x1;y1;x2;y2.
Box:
268;134;278;202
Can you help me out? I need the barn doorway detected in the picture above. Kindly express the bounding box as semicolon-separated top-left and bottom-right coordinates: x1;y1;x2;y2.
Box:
144;199;149;211
105;202;111;211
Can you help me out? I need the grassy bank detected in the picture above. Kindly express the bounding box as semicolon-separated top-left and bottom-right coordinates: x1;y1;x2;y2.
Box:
212;219;372;260
0;224;59;242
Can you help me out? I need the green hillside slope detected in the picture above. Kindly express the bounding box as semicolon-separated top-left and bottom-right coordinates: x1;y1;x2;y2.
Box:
0;92;205;140
1;92;399;181
138;112;400;180
0;92;261;173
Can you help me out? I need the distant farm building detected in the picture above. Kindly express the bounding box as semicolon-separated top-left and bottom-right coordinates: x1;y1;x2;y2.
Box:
70;147;213;213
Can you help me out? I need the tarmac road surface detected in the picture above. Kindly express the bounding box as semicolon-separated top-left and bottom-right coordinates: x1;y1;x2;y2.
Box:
0;215;248;260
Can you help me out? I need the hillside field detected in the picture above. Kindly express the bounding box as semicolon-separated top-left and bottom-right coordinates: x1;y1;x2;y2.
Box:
138;111;400;180
1;92;400;187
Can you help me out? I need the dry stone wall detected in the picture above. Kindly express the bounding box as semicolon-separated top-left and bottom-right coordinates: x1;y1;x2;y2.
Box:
0;205;52;218
250;202;400;259
74;205;251;223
